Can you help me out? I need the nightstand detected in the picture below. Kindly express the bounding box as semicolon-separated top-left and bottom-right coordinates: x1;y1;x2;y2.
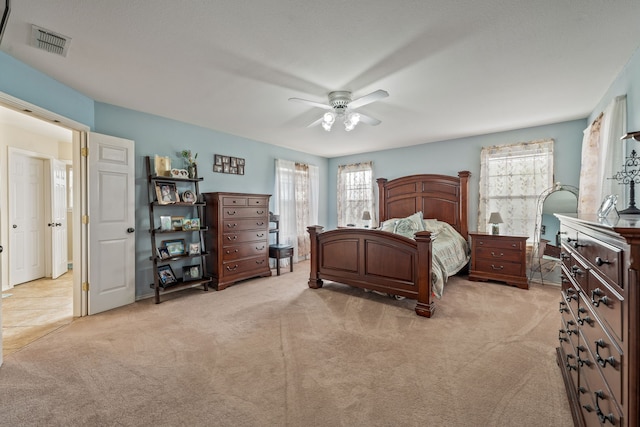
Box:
468;232;528;289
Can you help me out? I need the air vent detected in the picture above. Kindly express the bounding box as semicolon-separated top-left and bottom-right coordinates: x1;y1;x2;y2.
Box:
30;25;71;57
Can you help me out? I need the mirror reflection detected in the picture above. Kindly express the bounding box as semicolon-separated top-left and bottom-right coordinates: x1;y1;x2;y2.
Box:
530;184;579;285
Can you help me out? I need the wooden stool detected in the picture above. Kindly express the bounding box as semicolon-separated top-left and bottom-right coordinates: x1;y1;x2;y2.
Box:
269;244;293;276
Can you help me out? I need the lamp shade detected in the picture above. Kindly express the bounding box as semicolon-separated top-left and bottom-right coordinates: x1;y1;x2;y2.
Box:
362;211;371;221
488;212;503;224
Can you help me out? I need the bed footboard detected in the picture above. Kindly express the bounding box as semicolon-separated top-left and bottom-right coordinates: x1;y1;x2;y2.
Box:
307;226;434;317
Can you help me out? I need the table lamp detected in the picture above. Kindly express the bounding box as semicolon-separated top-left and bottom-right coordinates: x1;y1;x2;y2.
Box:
362;211;371;228
488;212;503;235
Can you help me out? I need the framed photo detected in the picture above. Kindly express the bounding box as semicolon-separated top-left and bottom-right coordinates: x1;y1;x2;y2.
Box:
156;247;170;260
214;154;246;175
182;219;192;230
157;265;177;287
162;238;186;256
154;155;171;177
189;218;200;230
214;154;223;165
213;164;223;173
182;264;202;282
188;242;201;255
182;190;196;204
159;215;172;231
171;216;185;231
597;194;618;218
155;181;179;205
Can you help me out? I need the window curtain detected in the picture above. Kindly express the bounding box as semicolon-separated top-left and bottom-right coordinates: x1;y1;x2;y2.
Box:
478;140;554;239
273;159;319;265
337;161;376;227
578;95;627;214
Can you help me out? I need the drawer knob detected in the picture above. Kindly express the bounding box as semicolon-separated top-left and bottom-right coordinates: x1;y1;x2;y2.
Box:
558;329;568;342
490;251;504;258
490;264;504;271
577;307;593;326
590;288;610;307
257;245;265;250
571;265;585;277
565;354;577;371
227;223;238;228
227;210;237;215
257;210;265;214
558;301;567;313
594;390;615;424
226;265;238;271
595;256;610;266
594;339;617;368
227;236;238;241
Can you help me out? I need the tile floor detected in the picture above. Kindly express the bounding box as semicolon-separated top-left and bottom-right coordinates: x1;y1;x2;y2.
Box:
1;273;74;357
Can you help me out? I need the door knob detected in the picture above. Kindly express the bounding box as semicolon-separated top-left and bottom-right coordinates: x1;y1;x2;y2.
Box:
12;224;17;228
0;245;3;253
55;223;62;227
127;227;135;233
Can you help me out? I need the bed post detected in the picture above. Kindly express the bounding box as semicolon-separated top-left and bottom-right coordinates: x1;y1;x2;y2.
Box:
377;178;388;222
414;231;434;317
458;171;471;239
307;225;324;289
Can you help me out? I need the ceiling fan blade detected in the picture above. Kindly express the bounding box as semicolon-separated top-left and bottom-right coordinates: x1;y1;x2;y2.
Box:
306;116;324;128
357;112;382;126
347;89;389;109
289;97;332;110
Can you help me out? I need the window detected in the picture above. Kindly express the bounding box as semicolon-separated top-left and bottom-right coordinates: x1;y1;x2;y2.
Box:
478;140;553;239
337;161;375;227
273;159;319;261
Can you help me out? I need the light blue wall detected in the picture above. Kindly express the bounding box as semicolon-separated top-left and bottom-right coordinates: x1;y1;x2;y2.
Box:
0;52;94;127
94;103;329;298
327;119;586;231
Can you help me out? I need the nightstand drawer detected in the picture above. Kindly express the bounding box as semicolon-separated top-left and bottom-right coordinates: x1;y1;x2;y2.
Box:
475;246;522;263
474;259;523;277
474;236;525;251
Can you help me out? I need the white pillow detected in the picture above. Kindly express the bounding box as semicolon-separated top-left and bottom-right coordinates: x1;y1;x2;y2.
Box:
392;212;425;238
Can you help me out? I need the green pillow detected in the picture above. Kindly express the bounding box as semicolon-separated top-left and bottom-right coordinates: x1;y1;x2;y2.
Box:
393;212;424;238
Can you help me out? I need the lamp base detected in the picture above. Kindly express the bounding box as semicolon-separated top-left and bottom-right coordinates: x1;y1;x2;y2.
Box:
618;205;640;215
491;224;500;235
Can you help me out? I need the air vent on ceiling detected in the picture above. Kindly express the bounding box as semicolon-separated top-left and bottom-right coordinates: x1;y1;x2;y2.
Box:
30;25;71;57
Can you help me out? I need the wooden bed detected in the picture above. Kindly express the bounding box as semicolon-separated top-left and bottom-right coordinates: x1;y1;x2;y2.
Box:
307;171;470;317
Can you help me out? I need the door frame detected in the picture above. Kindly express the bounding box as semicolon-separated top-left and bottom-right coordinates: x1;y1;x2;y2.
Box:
0;92;90;318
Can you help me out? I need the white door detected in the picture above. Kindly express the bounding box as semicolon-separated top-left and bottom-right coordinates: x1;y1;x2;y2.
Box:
88;133;136;314
51;159;68;279
9;154;45;285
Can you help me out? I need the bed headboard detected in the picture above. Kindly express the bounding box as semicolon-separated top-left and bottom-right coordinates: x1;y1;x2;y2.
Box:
377;171;470;238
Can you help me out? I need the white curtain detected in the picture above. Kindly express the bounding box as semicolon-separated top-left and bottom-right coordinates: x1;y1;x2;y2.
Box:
273;159;319;265
478;140;554;239
337;162;376;227
578;95;626;214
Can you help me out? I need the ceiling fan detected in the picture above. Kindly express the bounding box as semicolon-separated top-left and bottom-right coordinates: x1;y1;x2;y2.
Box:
289;89;389;131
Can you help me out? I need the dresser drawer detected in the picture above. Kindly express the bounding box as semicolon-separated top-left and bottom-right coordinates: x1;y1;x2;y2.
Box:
475;246;521;263
223;230;269;245
223;218;269;231
247;197;268;206
221;242;268;261
586;270;624;343
222;196;248;206
576;233;622;287
221;256;269;277
567;252;589;293
578;349;623;427
222;206;269;219
579;299;623;404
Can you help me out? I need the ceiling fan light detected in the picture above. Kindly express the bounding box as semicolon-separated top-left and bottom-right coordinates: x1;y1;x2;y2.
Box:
322;121;332;131
323;112;335;124
344;121;355;132
350;112;360;125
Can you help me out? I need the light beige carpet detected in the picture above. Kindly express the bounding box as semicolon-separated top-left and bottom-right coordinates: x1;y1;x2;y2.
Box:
0;261;572;426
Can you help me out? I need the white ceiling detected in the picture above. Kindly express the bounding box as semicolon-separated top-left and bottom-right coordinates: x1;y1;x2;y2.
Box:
2;1;640;157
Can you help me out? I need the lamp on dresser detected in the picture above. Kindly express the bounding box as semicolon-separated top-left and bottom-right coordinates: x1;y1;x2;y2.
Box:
362;211;371;228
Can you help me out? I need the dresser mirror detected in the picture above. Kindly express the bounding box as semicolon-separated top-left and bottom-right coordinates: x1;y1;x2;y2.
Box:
529;184;579;285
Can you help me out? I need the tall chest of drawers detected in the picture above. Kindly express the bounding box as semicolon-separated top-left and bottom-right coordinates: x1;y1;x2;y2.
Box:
556;214;640;427
203;192;272;290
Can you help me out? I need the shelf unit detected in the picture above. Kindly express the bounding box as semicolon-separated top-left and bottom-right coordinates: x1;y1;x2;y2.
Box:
269;218;293;276
145;156;211;303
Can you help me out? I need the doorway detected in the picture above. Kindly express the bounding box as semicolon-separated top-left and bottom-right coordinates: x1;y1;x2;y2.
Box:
0;103;76;355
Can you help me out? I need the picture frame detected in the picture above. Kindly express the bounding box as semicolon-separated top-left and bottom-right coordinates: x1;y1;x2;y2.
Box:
182;264;202;282
162;238;186;256
155;181;179;205
159;215;172;231
214;154;246;175
171;216;185;231
181;190;196;204
157;265;177;287
189;218;200;230
154;155;171;177
170;168;189;179
182;219;192;230
597;194;618;218
156;246;170;260
188;242;201;255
